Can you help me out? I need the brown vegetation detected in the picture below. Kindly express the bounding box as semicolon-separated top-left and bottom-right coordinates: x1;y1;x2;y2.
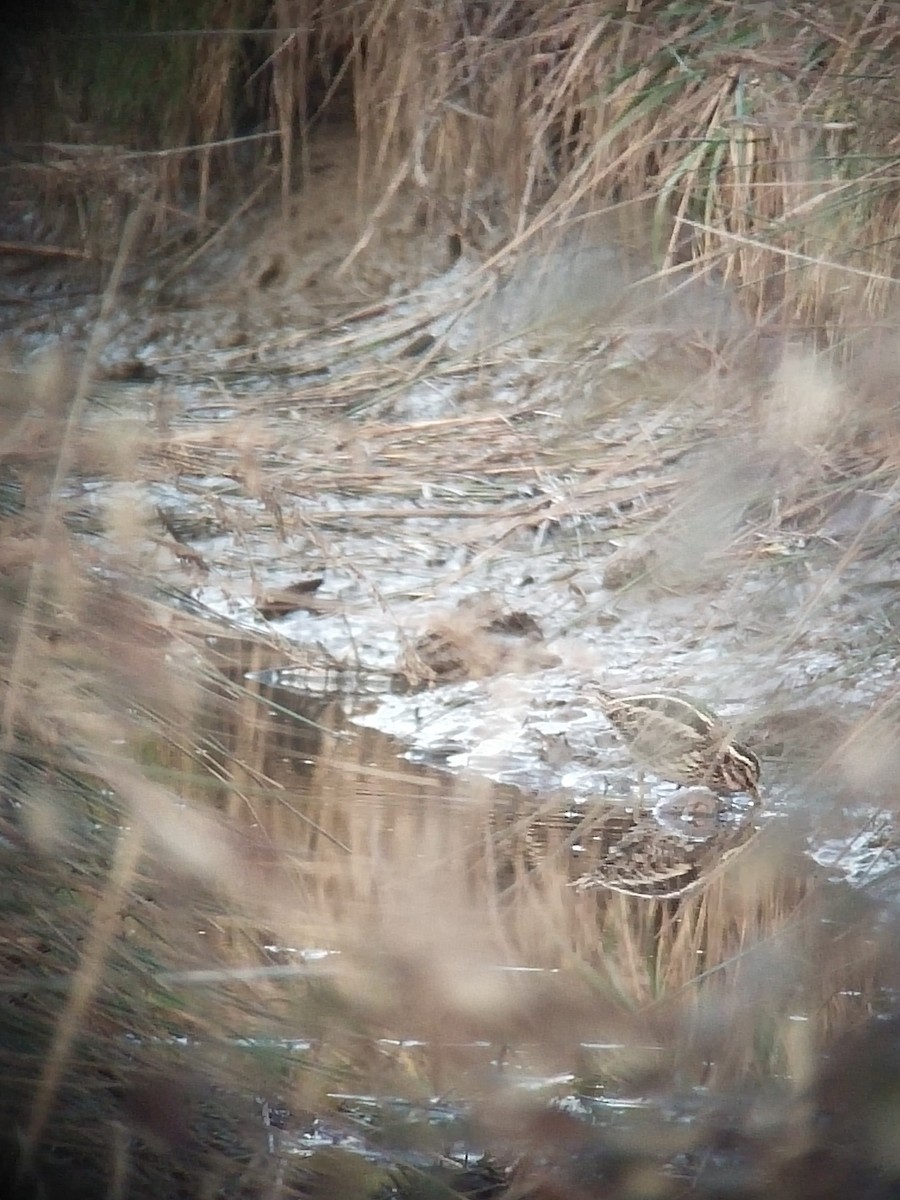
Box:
2;2;900;1198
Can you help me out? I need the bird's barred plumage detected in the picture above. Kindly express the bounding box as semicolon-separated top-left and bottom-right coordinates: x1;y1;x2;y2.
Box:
586;686;761;800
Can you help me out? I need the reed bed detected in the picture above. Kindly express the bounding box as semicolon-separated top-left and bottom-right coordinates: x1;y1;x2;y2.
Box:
4;1;898;333
3;2;900;1197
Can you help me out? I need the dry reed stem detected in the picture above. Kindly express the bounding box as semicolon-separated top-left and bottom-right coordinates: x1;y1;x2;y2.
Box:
1;207;146;754
21;822;144;1169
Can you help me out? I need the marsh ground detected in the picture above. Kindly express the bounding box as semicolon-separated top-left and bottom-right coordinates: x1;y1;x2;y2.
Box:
4;86;900;1200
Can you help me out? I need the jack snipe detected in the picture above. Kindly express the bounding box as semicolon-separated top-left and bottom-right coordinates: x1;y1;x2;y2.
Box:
586;685;761;801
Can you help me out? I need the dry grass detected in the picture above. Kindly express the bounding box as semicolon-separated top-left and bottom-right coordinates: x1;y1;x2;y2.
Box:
2;2;897;336
0;592;886;1196
3;3;900;1197
0;338;894;1186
